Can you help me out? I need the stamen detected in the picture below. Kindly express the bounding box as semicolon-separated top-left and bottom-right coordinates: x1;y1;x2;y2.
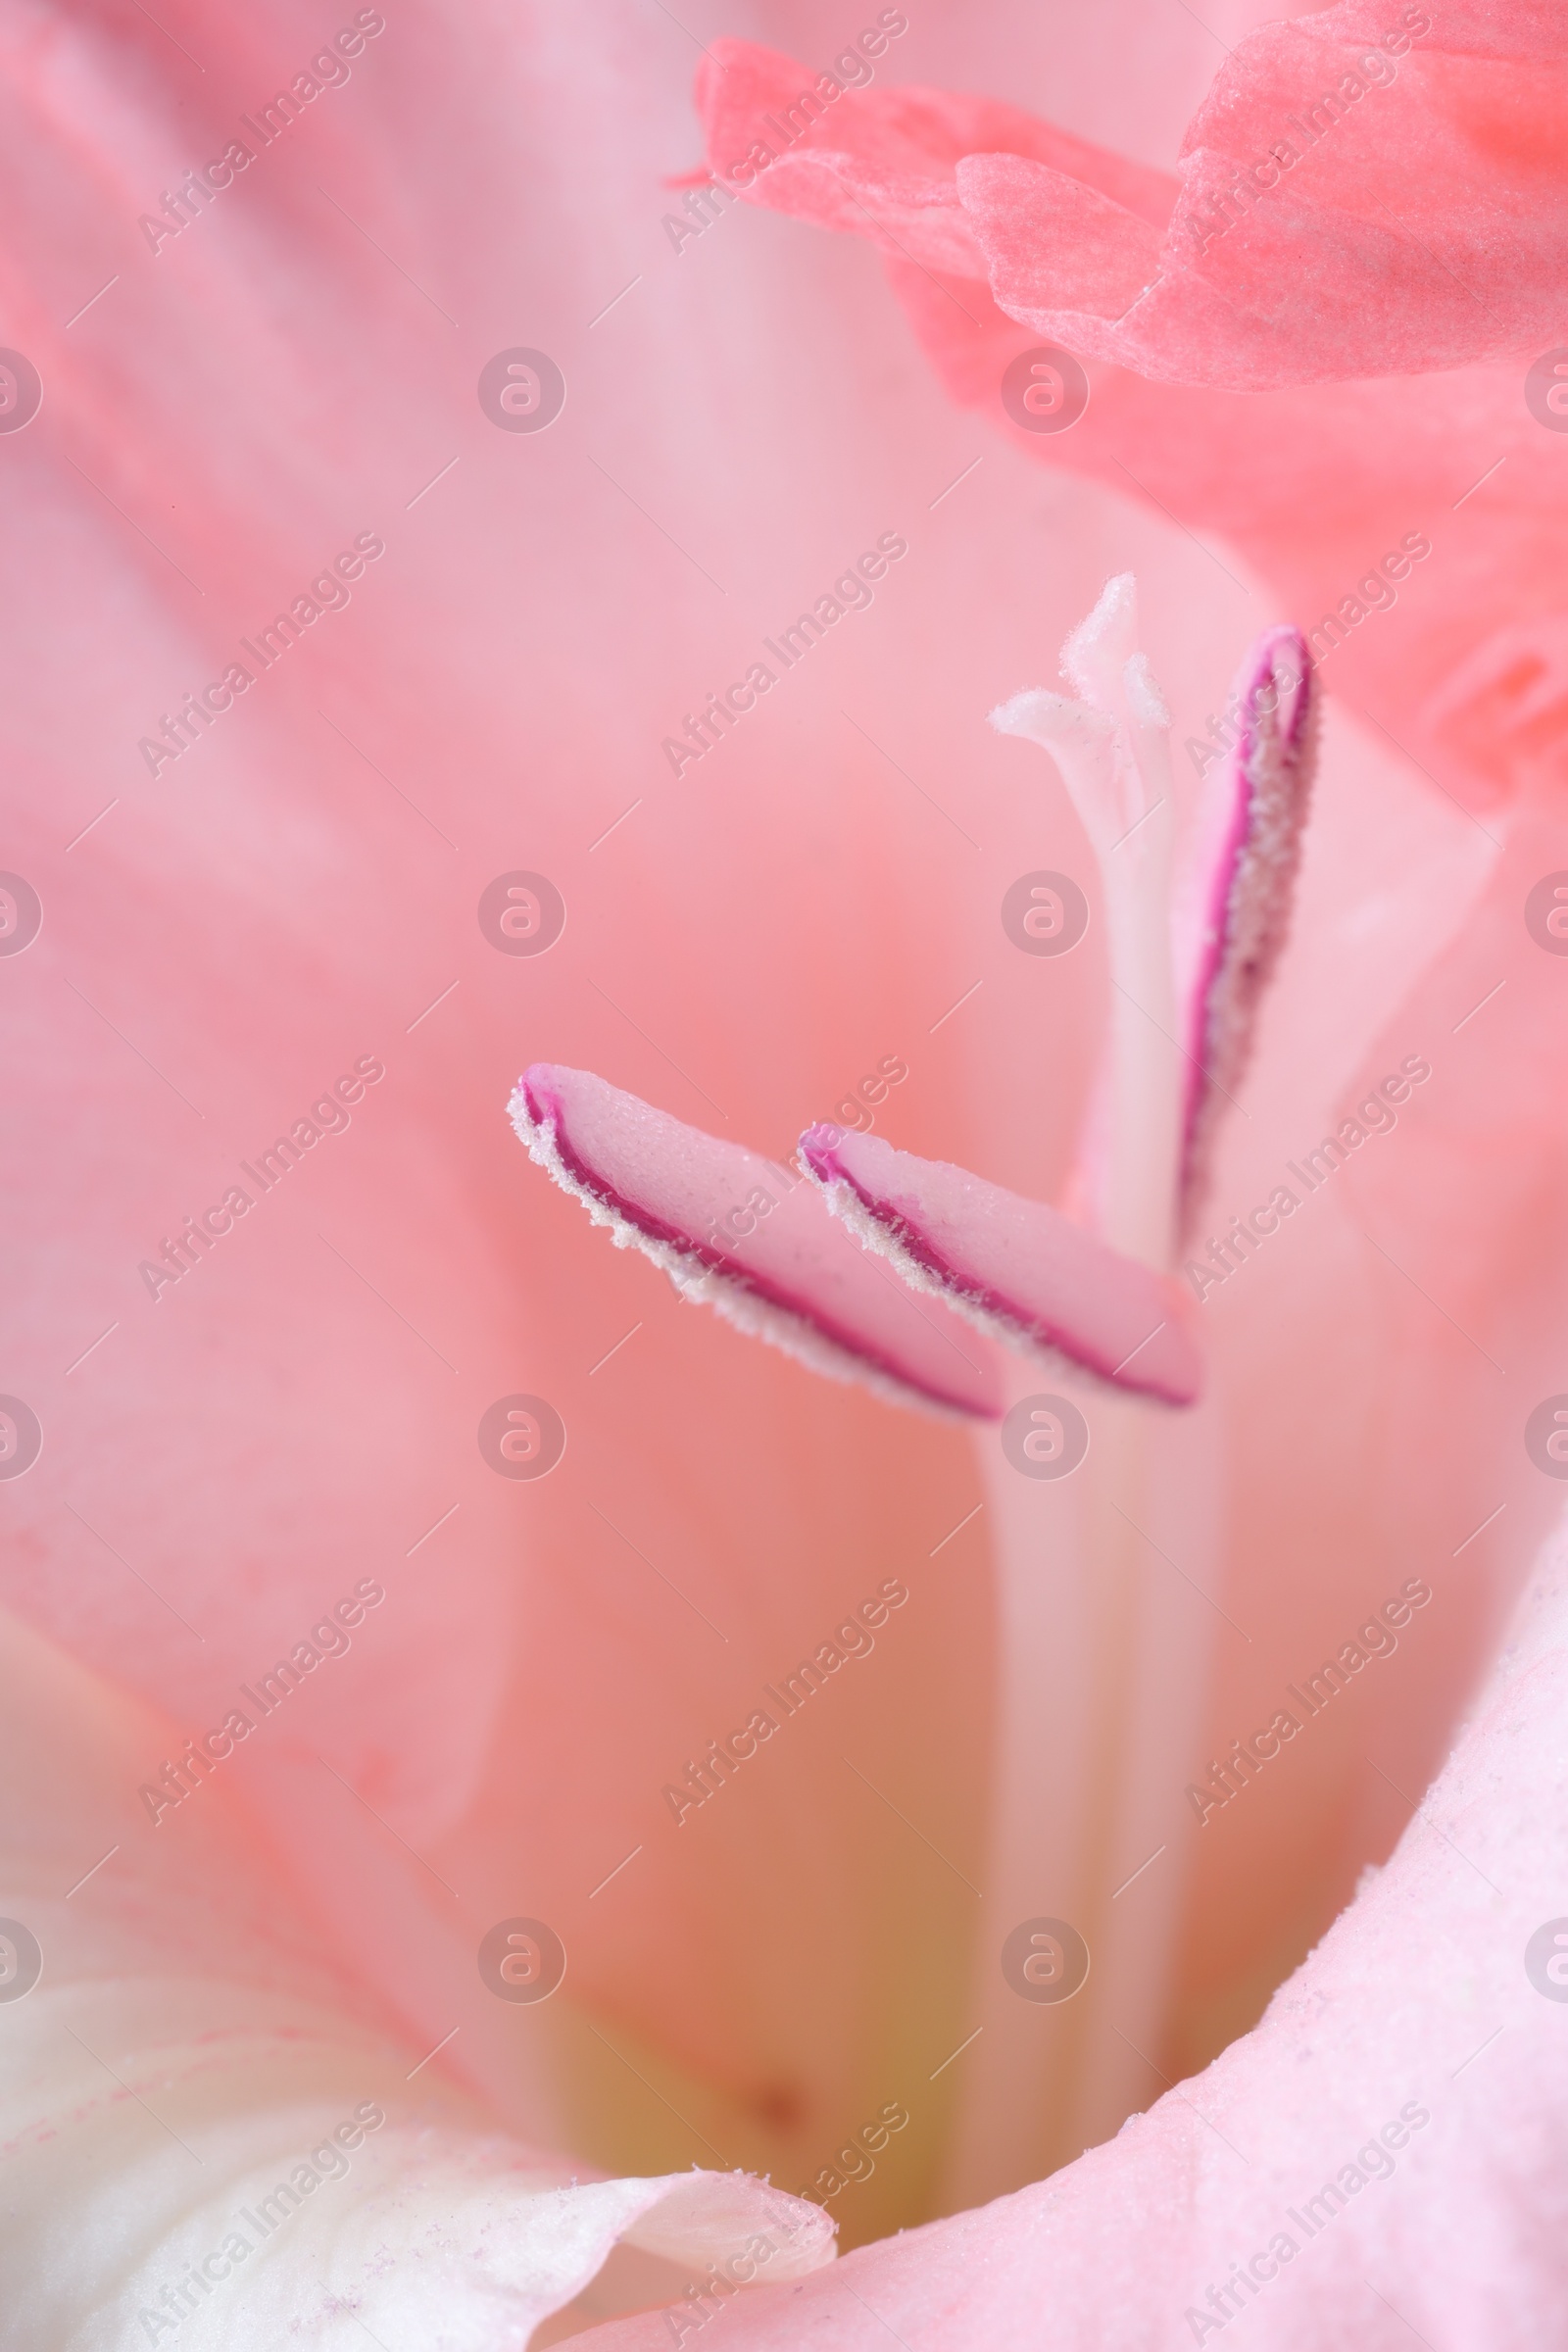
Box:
1172;625;1317;1236
511;1063;1003;1419
799;1123;1202;1404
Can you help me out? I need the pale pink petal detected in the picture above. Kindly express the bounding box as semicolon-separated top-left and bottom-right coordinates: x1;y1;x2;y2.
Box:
0;1605;834;2349
513;1065;1003;1419
574;1515;1568;2348
799;1122;1202;1406
0;0;1050;2227
1174;626;1319;1232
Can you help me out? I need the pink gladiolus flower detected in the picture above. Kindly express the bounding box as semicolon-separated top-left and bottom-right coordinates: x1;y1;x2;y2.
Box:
6;4;1568;2346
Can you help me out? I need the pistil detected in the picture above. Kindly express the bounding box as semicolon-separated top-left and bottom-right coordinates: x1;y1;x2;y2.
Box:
991;575;1184;1270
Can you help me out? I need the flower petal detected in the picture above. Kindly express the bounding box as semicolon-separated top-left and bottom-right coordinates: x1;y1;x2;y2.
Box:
566;1511;1568;2349
512;1065;1003;1420
799;1123;1202;1406
955;148;1164;333
691;39;1174;274
695;28;1568;821
703;14;1568;389
0;1604;835;2350
1159;0;1568;386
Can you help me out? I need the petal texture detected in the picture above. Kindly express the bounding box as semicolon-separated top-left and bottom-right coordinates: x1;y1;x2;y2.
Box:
701;10;1568;389
692;40;1175;275
0;1607;834;2352
572;1507;1568;2349
697;24;1568;822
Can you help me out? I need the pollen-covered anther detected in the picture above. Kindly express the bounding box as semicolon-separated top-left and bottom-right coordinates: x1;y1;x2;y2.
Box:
1172;624;1319;1236
800;1124;1203;1407
510;1063;1004;1418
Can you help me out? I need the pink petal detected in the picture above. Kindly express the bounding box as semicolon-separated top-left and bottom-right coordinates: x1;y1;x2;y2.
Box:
568;1528;1568;2349
696;32;1568;823
799;1124;1202;1406
1174;626;1319;1233
692;39;1174;275
955;149;1163;328
0;1607;836;2347
702;17;1568;389
513;1066;1003;1420
1160;1;1568;386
